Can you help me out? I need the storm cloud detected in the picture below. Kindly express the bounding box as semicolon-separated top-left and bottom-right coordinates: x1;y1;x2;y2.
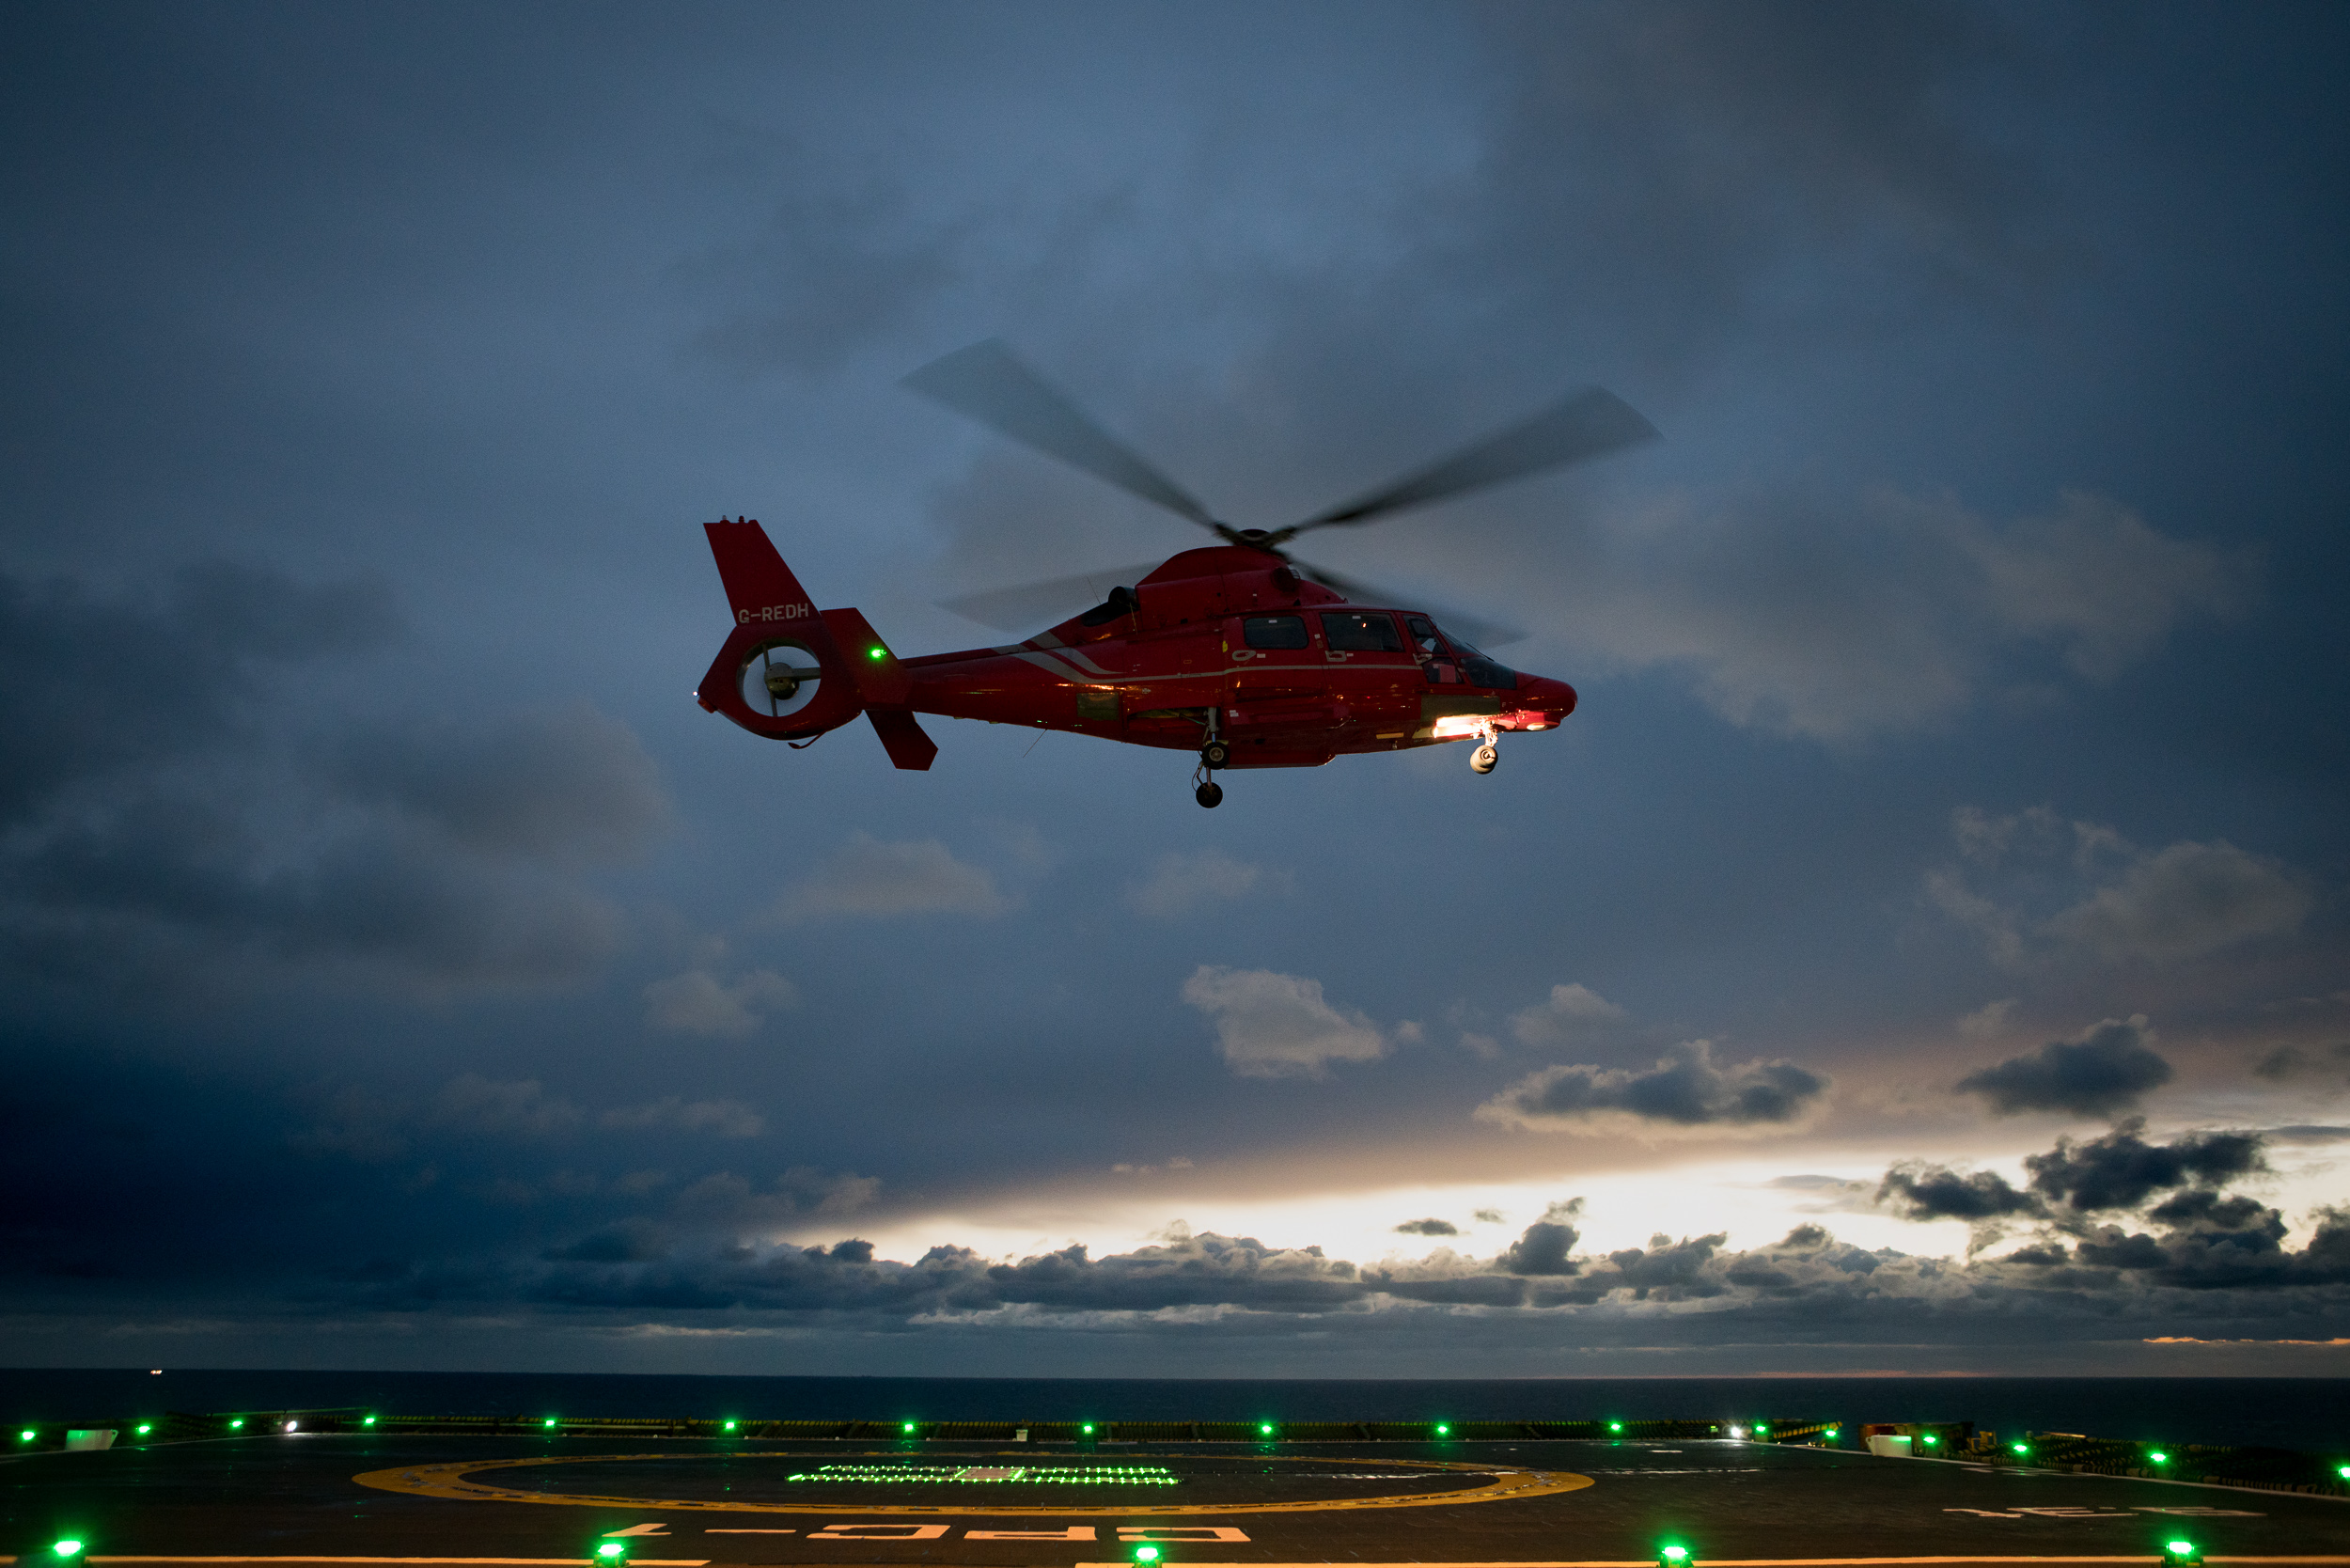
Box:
1955;1015;2175;1117
1478;1041;1829;1134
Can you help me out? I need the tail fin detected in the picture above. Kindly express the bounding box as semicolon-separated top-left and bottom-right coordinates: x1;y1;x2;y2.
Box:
696;520;866;741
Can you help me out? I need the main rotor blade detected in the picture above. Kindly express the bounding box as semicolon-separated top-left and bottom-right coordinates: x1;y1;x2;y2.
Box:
1292;558;1527;649
938;561;1167;635
1288;386;1657;536
903;340;1223;533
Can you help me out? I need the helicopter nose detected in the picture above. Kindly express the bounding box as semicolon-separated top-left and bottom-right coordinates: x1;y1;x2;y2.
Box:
1523;676;1577;725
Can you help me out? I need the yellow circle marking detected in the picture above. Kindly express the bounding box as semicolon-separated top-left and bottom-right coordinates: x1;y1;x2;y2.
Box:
354;1450;1592;1516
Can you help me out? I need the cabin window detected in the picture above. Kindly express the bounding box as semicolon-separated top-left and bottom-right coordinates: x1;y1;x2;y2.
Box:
1243;614;1310;649
1320;611;1403;652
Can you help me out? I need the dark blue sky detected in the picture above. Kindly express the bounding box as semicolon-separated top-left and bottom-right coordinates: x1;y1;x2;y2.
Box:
4;0;2345;1377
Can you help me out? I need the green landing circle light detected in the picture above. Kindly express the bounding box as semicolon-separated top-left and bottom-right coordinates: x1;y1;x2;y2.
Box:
1082;1423;1094;1435
1660;1546;1690;1565
137;1424;153;1435
1608;1421;1623;1433
1434;1423;1449;1435
543;1418;557;1429
1260;1423;1275;1435
228;1419;244;1431
2012;1442;2029;1455
1133;1548;1162;1565
53;1542;86;1558
597;1544;627;1560
902;1421;916;1434
1922;1434;1939;1445
363;1416;377;1426
2149;1450;2168;1463
18;1429;34;1441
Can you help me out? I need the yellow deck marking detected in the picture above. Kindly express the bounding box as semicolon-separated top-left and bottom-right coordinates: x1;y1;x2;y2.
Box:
352;1450;1590;1516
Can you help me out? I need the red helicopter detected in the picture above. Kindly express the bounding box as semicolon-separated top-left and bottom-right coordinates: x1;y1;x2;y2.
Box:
696;341;1656;808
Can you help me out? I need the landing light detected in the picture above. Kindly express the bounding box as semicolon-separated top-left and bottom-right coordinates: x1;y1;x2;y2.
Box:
285;1420;299;1433
1726;1425;1745;1439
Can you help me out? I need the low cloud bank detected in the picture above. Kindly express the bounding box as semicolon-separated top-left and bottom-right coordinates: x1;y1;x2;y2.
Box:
1478;1039;1829;1134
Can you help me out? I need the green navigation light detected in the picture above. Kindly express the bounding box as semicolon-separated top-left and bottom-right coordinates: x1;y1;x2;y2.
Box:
869;648;885;660
1133;1548;1161;1564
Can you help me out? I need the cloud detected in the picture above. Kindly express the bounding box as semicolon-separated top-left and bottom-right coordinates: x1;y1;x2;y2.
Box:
1955;998;2016;1040
1955;1015;2174;1117
2044;840;2316;964
2024;1120;2267;1214
1929;808;2314;969
1560;487;2250;741
1879;1164;2036;1222
1476;1040;1829;1134
774;832;1010;920
1121;850;1283;918
1180;965;1387;1078
1508;983;1628;1048
1393;1217;1459;1236
1495;1200;1585;1277
2254;1043;2350;1083
334;705;671;866
431;1075;585;1139
643;968;800;1038
598;1098;766;1138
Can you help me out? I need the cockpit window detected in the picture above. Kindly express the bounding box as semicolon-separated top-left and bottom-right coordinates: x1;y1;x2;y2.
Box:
1320;611;1403;652
1242;614;1309;650
1461;654;1518;690
1404;615;1444;655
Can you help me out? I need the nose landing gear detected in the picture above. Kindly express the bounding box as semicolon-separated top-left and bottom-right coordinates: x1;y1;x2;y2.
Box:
1468;719;1500;775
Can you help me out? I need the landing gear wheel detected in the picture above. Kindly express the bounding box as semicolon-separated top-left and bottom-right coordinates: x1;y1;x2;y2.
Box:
1196;781;1224;808
1471;744;1498;775
1201;740;1230;769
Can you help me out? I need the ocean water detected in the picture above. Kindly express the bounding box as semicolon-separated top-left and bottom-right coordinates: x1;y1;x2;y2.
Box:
3;1371;2344;1454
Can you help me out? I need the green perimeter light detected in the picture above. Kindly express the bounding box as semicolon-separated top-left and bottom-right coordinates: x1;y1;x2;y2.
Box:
363;1416;377;1427
2149;1450;2168;1463
2012;1441;2029;1454
596;1543;628;1562
543;1418;557;1429
902;1421;916;1434
53;1542;86;1560
2163;1541;2201;1567
228;1419;244;1431
136;1424;152;1435
18;1429;34;1442
1825;1428;1840;1438
1608;1421;1623;1433
723;1419;737;1432
1657;1545;1690;1567
1434;1423;1449;1436
1082;1423;1094;1435
1133;1548;1161;1565
1921;1434;1939;1446
1259;1423;1275;1435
